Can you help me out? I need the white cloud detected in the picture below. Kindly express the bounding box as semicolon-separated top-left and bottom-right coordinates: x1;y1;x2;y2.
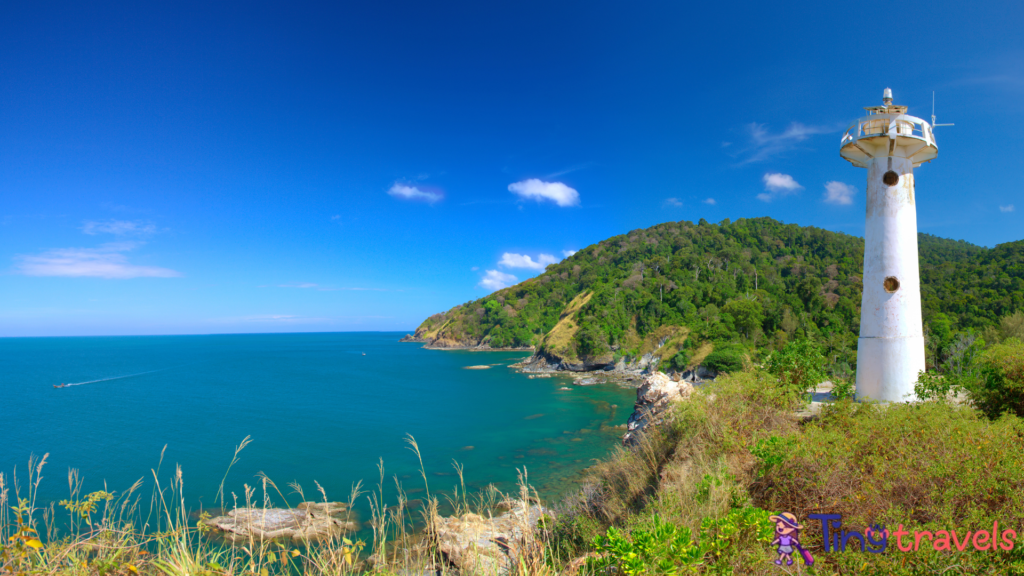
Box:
823;181;857;205
1000;204;1015;213
663;197;683;207
387;183;443;204
763;173;803;192
508;179;580;207
14;242;180;279
499;252;557;270
562;250;577;258
737;122;833;164
479;270;517;291
471;266;479;271
703;198;717;205
758;173;804;202
82;220;157;236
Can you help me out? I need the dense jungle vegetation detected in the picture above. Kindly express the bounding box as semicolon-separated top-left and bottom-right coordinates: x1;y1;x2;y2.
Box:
415;217;1024;376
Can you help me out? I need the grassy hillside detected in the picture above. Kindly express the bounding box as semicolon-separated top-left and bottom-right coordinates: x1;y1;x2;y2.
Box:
410;217;1024;374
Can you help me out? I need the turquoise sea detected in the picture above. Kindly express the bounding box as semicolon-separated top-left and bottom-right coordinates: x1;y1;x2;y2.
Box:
1;332;634;524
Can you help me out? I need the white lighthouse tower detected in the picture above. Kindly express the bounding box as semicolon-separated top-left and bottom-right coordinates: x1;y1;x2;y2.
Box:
840;88;938;402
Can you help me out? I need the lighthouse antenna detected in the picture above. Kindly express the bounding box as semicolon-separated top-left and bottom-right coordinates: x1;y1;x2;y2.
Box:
932;91;955;128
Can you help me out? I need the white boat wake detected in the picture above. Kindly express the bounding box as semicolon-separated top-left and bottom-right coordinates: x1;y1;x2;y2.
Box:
62;369;165;387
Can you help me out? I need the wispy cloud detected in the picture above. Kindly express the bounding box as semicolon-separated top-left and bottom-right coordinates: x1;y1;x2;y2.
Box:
737;122;833;164
82;220;157;236
14;242;180;279
499;252;557;270
387;182;443;204
703;198;717;205
663;197;683;208
562;249;577;258
208;314;332;324
317;287;391;292
948;52;1024;94
1000;204;1015;213
274;283;390;292
206;313;395;326
823;181;857;205
508;179;580;207
479;269;517;291
544;162;595;179
758;173;803;202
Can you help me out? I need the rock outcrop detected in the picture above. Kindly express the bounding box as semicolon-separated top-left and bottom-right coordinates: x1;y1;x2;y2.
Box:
623;372;694;446
432;504;548;575
679;365;718;382
203;502;356;543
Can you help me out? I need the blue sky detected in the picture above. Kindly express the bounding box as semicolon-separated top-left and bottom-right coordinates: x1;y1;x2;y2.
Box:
2;0;1023;336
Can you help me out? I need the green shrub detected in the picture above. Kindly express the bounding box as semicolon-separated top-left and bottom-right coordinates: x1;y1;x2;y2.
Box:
918;338;1024;419
763;339;827;397
669;350;691;371
589;515;703;576
698;507;775;574
914;368;968;401
588;509;774;576
971;338;1024;419
703;348;744;373
749;435;796;477
830;377;855;400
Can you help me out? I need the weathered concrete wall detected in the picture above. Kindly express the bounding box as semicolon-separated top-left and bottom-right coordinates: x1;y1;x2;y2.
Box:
856;155;926;402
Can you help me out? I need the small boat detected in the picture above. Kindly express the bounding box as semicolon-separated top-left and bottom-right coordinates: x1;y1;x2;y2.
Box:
53;384;65;389
362;353;366;356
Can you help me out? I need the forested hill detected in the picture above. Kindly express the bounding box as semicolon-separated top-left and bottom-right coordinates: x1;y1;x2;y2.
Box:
407;217;1024;374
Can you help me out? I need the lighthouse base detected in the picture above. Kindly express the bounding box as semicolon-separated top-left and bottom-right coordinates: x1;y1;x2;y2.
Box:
855;336;925;403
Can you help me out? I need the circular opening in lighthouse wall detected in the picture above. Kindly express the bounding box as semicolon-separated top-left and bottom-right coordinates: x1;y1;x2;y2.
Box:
883;276;900;293
882;171;900;186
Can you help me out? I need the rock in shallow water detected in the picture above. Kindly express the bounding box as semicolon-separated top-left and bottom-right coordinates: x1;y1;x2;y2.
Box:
431;503;548;575
203;502;356;543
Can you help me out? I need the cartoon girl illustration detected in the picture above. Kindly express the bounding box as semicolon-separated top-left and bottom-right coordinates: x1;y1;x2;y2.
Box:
770;512;813;567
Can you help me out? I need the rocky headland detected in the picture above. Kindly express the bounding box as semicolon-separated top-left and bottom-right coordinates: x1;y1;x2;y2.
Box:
622;372;695;446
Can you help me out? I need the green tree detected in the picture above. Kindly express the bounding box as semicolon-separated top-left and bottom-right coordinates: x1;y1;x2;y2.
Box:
722;299;764;339
764;339;828;398
930;313;952;343
575;323;609;359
